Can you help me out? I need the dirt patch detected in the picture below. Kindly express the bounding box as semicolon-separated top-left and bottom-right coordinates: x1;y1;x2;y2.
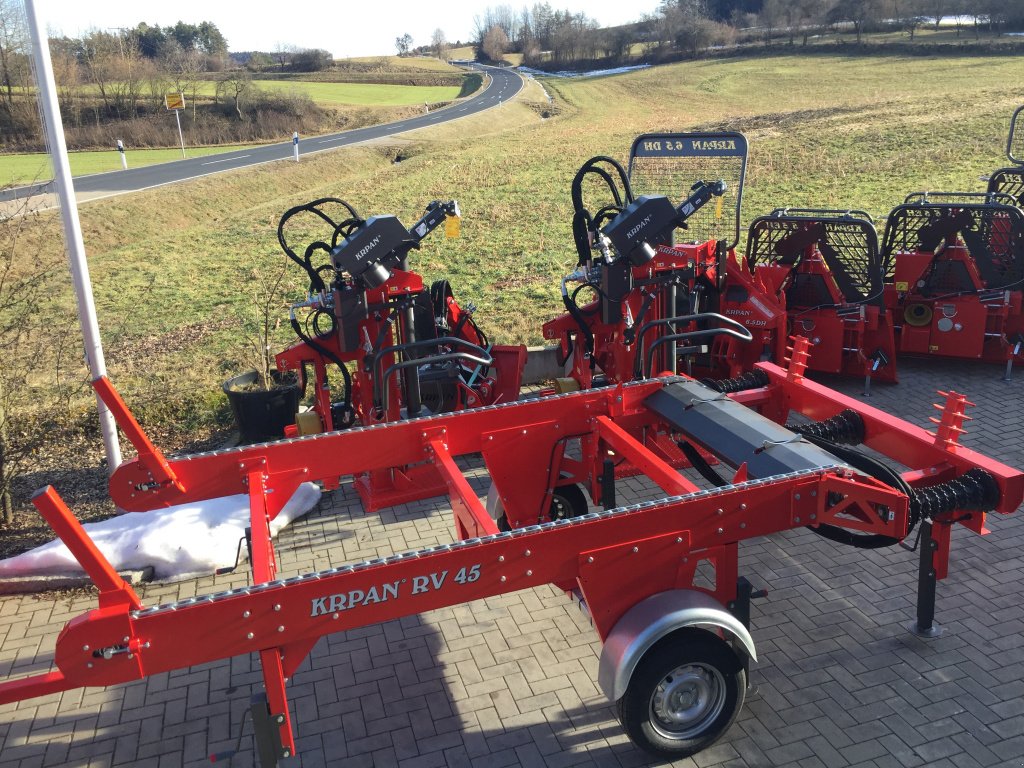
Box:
106;317;236;374
522;102;562;120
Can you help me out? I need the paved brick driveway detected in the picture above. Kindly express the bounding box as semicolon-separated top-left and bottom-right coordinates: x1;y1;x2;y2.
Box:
0;358;1022;768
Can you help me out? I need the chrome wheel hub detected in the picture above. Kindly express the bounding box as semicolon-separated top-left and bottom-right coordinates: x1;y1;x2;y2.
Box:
649;662;726;740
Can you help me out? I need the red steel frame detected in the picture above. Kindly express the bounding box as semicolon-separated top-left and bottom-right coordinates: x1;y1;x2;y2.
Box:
1;354;1020;763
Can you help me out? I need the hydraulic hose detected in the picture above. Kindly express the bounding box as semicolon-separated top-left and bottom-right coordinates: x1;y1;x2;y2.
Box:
561;273;595;365
289;314;352;411
277;197;361;293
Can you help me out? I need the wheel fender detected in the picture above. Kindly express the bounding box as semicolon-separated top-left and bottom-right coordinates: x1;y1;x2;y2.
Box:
485;481;503;522
597;589;757;703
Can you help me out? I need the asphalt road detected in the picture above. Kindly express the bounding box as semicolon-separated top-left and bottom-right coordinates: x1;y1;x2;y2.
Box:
0;64;523;204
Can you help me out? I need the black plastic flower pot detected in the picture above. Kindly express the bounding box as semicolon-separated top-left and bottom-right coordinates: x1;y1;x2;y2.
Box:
222;370;302;444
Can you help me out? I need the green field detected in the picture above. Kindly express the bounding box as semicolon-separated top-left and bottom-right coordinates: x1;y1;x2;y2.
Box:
195;80;463;106
6;53;1022;435
65;80;465;107
342;54;463;72
0;145;258;187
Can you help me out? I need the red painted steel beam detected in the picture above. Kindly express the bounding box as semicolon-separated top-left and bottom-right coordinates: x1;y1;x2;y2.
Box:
429;440;500;539
108;382;665;512
28;470;876;692
595;416;699;496
0;670;74;706
31;486;141;611
91;377;183;494
756;361;1024;514
248;471;277;584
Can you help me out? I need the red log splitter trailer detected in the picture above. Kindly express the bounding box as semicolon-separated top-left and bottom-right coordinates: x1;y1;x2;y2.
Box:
0;344;1020;763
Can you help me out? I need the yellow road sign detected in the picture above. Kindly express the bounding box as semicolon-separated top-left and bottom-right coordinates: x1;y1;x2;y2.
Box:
165;93;185;111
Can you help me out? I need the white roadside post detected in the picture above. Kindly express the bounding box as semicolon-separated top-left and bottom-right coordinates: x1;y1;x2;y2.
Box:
116;139;127;169
293;131;299;162
24;0;122;472
165;92;186;158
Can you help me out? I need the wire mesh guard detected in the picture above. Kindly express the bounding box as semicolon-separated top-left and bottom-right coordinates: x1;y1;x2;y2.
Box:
1008;105;1024;165
746;212;883;305
882;201;1024;293
988;167;1024;207
628;133;747;250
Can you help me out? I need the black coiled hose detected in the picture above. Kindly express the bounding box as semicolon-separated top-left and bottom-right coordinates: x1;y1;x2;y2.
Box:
699;369;769;394
789;409;865;445
570;156;634;265
910;467;1000;522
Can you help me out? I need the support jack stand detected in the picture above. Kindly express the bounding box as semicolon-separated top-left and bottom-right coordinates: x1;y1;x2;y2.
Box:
907;519;943;638
251;692;289;767
730;576;768;693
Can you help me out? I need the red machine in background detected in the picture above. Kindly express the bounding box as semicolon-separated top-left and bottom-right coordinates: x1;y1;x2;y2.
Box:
270;197;526;509
542;133;785;392
881;192;1024;379
987;104;1023;208
626;132;787;378
743;208;897;392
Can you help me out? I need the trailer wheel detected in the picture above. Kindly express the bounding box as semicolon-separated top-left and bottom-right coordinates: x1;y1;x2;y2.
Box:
496;484;589;531
618;630;745;760
547;483;588;522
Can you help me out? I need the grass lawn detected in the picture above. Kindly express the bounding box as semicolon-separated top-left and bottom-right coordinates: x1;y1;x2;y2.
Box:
342;55;462;72
67;78;467;109
0;145;258;187
7;52;1022;433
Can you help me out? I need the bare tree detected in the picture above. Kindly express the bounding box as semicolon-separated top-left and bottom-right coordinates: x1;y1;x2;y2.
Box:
928;0;949;29
431;28;449;59
107;32;147;117
273;43;296;70
395;33;413;56
160;40;205;120
481;25;509;61
49;36;81;125
0;196;62;524
829;0;883;43
759;0;787;44
794;0;837;44
80;30;121;116
216;70;252;120
0;0;29;117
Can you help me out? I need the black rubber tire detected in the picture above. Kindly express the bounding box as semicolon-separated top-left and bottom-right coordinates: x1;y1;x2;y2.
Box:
497;483;588;531
617;629;746;760
548;483;589;522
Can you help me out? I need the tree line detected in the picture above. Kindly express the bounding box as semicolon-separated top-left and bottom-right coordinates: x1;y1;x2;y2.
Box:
0;5;336;151
471;0;1024;68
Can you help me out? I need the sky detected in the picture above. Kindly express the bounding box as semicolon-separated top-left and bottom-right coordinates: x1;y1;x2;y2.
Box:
34;0;664;59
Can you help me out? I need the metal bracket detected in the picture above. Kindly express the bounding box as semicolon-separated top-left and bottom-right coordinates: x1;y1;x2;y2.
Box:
728;576;768;690
250;692;288;767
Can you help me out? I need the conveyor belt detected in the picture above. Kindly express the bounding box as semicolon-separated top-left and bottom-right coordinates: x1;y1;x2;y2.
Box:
645;380;847;478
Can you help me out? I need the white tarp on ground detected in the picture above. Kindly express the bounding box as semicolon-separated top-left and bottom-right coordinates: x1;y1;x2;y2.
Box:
0;483;321;582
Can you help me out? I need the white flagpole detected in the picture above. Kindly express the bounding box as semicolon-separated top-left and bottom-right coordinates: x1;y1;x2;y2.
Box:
24;0;122;472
